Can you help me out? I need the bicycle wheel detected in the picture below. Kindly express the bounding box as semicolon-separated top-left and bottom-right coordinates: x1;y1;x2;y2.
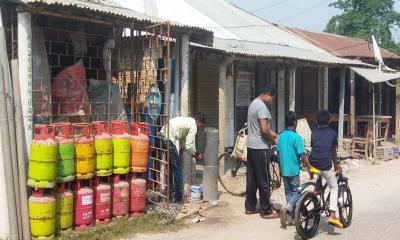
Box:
295;191;321;240
218;152;247;196
269;156;282;192
338;184;353;228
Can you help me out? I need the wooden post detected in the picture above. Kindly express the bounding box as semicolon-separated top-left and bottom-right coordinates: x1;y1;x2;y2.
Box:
225;64;235;148
180;34;189;116
218;58;228;156
277;67;285;132
338;67;346;150
396;84;400;144
350;69;355;137
289;66;296;112
324;66;329;109
318;68;323;110
271;69;277;131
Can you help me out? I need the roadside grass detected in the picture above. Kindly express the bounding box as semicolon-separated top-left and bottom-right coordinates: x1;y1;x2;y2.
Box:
59;213;185;240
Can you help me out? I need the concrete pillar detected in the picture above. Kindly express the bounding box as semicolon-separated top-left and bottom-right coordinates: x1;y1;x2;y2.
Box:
18;11;33;153
277;67;285;132
180;34;189;117
338;67;346;150
324;66;329;109
289;65;296;112
350;69;355;137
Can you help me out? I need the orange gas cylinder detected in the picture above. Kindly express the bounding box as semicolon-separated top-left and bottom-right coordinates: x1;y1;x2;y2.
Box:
111;121;130;174
112;175;129;218
130;123;149;173
73;123;94;180
92;121;112;176
130;177;146;217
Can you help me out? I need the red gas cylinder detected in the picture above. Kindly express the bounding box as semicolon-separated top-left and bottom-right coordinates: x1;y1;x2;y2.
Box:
94;177;111;224
73;180;93;230
112;175;130;218
130;176;147;217
130;123;149;173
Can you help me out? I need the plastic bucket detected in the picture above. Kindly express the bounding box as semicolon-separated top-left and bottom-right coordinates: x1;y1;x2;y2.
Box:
190;185;202;202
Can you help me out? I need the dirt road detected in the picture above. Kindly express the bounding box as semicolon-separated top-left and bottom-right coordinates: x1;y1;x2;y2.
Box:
133;159;400;240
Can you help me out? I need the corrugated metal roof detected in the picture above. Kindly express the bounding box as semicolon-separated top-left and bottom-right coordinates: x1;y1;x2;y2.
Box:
15;0;213;35
283;27;400;59
351;67;400;83
213;38;365;65
115;0;368;65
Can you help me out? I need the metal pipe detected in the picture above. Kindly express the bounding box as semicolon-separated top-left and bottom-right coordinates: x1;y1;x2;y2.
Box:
11;59;31;240
0;9;22;237
0;56;19;240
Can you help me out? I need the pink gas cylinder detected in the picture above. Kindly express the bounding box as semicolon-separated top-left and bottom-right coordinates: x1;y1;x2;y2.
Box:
94;177;111;224
73;123;94;180
73;180;93;230
112;175;130;218
130;176;147;217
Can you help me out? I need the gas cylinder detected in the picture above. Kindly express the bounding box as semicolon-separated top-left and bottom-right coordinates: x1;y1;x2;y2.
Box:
111;120;130;174
130;123;149;173
55;183;73;232
112;175;130;218
73;180;93;230
73;123;95;180
94;177;111;224
29;189;56;240
93;121;112;176
130;177;147;216
28;124;57;188
54;122;75;182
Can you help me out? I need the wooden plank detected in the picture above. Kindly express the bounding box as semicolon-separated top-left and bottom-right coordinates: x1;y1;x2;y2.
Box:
277;67;285;132
338;67;346;150
350;69;355;137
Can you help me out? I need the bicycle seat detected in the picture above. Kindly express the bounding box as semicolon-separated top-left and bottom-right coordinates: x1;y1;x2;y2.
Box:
309;167;320;174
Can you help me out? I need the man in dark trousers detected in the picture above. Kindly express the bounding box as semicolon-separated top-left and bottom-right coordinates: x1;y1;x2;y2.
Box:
245;84;279;219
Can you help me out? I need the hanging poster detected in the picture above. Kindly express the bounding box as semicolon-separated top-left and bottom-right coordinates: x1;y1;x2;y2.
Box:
235;70;255;107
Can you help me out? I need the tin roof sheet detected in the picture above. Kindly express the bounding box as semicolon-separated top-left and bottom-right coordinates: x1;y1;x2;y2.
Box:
351;67;400;83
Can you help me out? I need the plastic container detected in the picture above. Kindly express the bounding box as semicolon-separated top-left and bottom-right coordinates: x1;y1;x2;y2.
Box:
93;121;113;176
111;121;130;174
54;122;75;182
130;123;149;173
29;189;56;240
28;124;57;188
73;123;95;180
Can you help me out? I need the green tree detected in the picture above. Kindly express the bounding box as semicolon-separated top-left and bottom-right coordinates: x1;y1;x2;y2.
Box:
325;0;400;53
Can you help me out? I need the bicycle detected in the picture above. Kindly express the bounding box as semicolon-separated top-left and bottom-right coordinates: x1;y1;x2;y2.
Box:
294;156;353;239
218;125;281;197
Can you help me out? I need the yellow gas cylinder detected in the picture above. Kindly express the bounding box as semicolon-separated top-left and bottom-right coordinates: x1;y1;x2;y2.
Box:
28;124;57;188
111;121;130;174
93;121;113;176
55;183;73;232
29;189;56;240
73;123;95;180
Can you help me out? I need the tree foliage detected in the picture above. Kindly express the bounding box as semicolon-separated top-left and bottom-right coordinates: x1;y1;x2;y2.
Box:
325;0;400;53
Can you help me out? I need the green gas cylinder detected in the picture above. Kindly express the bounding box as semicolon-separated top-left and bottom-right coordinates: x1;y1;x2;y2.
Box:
54;122;75;182
111;121;130;174
28;124;58;188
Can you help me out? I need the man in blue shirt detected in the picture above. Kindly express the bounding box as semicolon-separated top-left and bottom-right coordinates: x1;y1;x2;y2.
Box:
277;111;312;228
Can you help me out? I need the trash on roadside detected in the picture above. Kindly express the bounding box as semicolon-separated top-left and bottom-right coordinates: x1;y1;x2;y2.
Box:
191;217;206;223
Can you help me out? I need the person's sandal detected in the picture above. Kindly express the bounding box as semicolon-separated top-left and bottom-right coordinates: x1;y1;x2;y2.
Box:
327;218;344;228
245;209;259;214
261;211;279;219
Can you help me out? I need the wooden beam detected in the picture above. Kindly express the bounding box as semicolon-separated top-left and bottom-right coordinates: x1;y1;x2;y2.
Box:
396;84;400;144
289;65;296;112
350;69;355;137
324;67;329;109
338;67;346;150
277;67;285;132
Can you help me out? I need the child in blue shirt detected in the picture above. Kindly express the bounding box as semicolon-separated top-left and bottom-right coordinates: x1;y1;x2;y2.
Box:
277;111;312;228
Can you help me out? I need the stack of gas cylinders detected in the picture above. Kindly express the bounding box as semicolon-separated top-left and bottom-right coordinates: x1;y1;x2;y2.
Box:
27;121;150;239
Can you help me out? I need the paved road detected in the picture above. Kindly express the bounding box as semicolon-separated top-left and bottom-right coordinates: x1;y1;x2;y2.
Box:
133;160;400;240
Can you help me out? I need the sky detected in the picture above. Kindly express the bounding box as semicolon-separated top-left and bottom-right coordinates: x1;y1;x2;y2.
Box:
228;0;400;41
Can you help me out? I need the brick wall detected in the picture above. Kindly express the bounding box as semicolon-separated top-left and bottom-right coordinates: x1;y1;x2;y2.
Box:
36;15;112;81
